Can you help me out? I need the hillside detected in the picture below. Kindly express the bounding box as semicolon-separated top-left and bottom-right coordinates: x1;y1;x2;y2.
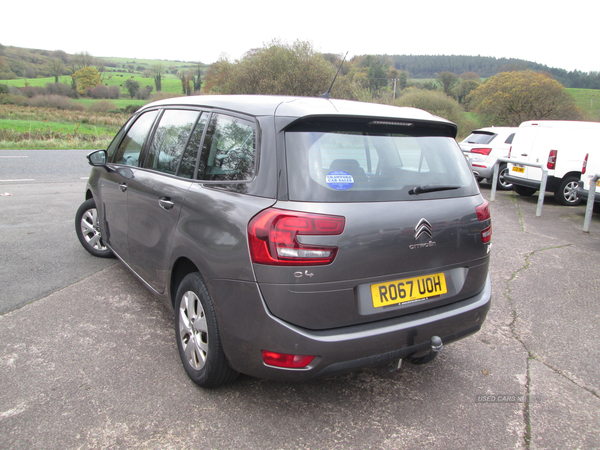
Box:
2;44;599;89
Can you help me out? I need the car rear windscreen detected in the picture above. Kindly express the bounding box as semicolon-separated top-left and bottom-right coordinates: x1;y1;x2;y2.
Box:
285;127;477;202
464;132;496;145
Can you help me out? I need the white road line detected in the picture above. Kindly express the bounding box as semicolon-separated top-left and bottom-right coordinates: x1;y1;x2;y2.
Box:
0;179;35;182
0;156;29;158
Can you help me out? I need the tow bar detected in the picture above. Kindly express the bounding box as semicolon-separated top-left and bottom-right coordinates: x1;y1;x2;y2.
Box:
388;336;444;371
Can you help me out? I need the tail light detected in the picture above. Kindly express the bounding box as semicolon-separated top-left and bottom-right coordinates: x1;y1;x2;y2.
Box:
262;351;315;368
476;201;492;244
471;147;492;156
248;208;345;265
547;150;558;170
508;146;512;158
583;153;589;174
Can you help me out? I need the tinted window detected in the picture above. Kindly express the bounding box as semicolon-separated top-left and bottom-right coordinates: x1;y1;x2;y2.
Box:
286;130;476;202
113;110;159;166
144;110;200;175
198;114;256;181
504;133;516;144
178;113;208;179
464;132;495;145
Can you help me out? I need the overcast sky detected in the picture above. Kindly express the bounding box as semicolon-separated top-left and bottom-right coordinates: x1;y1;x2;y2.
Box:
2;0;598;73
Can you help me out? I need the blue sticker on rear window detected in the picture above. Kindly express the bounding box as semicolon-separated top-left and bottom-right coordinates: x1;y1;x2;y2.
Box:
326;171;354;190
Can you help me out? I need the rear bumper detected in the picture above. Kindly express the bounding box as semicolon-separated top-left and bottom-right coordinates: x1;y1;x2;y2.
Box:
504;175;561;192
577;182;600;203
209;274;492;381
469;158;498;179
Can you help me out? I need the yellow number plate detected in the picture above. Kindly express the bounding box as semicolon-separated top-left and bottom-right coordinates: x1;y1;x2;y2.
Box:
512;166;525;173
371;273;447;308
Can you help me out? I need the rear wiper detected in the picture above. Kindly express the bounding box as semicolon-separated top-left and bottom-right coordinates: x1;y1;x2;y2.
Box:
409;184;461;195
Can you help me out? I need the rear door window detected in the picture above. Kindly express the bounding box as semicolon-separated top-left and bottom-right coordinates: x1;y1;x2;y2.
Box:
143;109;200;175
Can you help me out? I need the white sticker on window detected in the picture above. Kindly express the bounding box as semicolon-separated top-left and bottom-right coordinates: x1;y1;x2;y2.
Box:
326;171;354;190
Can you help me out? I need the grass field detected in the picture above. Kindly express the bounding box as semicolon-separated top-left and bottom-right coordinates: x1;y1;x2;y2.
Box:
0;104;128;149
569;88;600;121
3;73;185;96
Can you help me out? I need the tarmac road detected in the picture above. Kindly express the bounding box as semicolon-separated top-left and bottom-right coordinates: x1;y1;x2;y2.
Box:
1;151;599;449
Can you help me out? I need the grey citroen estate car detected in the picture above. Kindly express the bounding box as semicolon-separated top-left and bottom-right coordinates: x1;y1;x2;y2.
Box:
76;95;492;388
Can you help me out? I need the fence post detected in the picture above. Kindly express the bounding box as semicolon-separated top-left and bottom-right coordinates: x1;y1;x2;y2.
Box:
490;162;499;202
583;174;600;233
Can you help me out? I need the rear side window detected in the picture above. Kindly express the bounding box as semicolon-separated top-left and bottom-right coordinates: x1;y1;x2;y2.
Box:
285;128;476;202
198;114;256;181
505;133;516;145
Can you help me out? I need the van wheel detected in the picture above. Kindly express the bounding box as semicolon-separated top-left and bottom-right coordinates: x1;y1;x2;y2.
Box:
75;198;114;258
174;272;239;388
554;176;581;206
514;185;537;197
496;164;513;190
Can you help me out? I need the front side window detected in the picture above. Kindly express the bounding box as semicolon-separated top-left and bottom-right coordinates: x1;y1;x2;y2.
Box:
113;110;159;166
286;126;477;202
143;110;200;175
198;114;256;181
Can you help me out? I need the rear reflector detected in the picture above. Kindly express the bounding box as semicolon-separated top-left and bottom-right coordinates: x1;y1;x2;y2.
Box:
476;201;492;243
481;225;492;244
262;351;315;368
248;208;345;265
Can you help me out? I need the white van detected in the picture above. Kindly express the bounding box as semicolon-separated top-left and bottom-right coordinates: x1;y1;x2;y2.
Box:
505;120;600;206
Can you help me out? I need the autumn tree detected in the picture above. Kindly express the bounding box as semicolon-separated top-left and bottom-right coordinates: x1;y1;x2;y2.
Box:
203;57;233;94
459;71;481;82
214;40;334;96
71;66;101;94
396;88;477;139
468;71;585;126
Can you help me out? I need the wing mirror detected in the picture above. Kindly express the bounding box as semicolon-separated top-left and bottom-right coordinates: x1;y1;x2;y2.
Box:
87;149;107;167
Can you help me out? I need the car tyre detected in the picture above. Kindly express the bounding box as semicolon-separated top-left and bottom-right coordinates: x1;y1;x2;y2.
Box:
513;185;537;197
174;272;239;388
554;176;582;206
75;198;114;258
496;164;513;191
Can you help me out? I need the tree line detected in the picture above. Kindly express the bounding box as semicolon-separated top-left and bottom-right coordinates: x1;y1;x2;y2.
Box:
2;43;600;90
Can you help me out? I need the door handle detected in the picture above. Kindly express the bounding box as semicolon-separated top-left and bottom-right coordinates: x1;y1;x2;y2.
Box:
521;153;528;157
119;183;127;192
158;197;175;211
